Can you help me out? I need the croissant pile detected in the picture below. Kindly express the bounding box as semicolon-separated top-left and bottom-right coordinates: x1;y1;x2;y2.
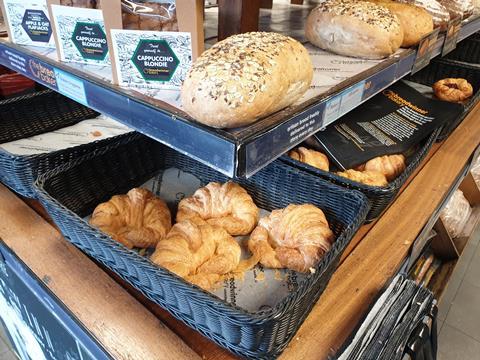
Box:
288;146;406;187
90;181;335;290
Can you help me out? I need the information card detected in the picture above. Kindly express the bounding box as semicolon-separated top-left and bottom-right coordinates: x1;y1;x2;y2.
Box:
111;29;191;90
50;4;109;66
2;0;55;48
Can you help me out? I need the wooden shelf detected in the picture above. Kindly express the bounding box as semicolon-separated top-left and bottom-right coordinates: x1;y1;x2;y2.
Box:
0;103;480;359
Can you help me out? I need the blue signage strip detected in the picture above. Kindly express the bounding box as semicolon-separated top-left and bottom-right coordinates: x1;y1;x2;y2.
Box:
0;41;236;177
0;242;110;360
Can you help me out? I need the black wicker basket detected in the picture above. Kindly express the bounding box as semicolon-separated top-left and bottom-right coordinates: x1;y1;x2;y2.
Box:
34;135;369;359
0;90;130;198
445;32;480;64
281;128;440;222
407;58;480;141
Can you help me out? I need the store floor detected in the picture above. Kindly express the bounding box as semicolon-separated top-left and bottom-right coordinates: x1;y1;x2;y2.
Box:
438;226;480;359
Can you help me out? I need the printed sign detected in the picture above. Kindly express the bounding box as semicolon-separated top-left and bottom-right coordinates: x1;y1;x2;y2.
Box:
442;17;462;56
50;5;109;66
3;0;55;48
111;29;191;90
411;29;440;74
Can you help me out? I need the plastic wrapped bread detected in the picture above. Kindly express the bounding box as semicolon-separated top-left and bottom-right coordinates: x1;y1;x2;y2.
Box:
440;189;472;238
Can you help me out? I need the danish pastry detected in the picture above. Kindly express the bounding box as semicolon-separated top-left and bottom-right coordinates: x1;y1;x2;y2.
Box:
336;169;388;187
248;204;334;272
90;188;171;249
289;147;330;172
356;154;406;181
433;78;473;103
151;219;241;290
176;182;259;236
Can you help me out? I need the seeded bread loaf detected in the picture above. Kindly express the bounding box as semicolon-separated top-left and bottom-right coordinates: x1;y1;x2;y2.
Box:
181;32;313;129
305;0;404;59
395;0;450;29
368;0;433;47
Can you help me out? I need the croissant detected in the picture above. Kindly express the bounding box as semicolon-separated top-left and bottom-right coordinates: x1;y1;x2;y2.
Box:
176;182;259;236
356;154;406;181
289;147;329;171
150;219;241;290
90;188;171;249
336;169;388;187
248;204;334;272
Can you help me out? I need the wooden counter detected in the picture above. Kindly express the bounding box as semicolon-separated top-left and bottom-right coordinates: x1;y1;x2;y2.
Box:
0;103;479;360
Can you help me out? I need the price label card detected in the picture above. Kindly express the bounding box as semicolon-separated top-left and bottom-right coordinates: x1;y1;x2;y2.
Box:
2;0;55;48
111;29;192;90
442;17;462;56
54;69;88;106
50;4;109;66
411;28;440;74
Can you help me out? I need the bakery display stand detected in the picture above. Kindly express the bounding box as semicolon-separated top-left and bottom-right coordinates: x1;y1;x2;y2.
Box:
0;2;480;359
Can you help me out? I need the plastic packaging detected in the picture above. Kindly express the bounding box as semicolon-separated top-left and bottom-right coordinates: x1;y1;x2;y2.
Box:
121;0;178;31
440;189;472;238
472;155;480;189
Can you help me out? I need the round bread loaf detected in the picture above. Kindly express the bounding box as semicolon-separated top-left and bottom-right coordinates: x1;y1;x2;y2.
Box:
438;0;474;19
305;0;404;59
181;32;313;129
369;0;433;47
396;0;450;29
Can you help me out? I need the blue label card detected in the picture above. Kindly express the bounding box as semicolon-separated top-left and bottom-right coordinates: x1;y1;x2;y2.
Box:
3;0;55;48
54;69;88;106
111;29;192;90
50;5;109;66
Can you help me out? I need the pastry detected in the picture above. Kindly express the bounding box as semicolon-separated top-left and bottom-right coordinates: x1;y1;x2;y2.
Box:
181;32;313;128
176;182;259;236
90;188;171;249
248;204;334;272
305;0;404;59
336;169;388;186
438;0;474;19
396;0;450;29
368;0;434;47
356;154;406;181
433;78;473;102
289;147;330;171
151;219;241;290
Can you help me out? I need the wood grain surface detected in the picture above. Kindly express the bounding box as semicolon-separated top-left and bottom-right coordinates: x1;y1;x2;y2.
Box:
0;186;200;360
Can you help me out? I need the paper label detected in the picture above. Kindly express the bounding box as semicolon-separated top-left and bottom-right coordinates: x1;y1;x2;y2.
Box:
54;69;87;106
411;29;440;74
0;115;131;156
111;29;192;90
3;0;55;48
442;17;462;56
50;5;109;66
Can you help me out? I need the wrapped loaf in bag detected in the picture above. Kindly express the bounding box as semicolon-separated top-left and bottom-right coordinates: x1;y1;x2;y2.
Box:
440;189;472;238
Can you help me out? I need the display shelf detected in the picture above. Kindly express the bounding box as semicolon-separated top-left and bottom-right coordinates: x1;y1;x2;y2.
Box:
0;8;479;177
0;96;479;360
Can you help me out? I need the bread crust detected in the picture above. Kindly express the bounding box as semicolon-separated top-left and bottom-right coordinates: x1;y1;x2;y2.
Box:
305;0;403;59
369;0;434;47
397;0;450;29
181;32;313;129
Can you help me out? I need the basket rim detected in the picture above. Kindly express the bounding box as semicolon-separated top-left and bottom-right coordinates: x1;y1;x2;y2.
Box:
34;140;370;324
281;127;441;195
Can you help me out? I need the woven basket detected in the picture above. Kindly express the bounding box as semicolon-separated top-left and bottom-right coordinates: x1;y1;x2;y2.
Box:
445;32;480;64
407;59;480;141
281;128;440;222
35;135;369;359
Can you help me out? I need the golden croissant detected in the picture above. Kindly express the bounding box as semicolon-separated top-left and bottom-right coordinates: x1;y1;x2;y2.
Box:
176;182;259;236
356;154;406;182
89;188;171;249
248;204;334;272
150;219;241;290
289;147;329;172
336;169;388;187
